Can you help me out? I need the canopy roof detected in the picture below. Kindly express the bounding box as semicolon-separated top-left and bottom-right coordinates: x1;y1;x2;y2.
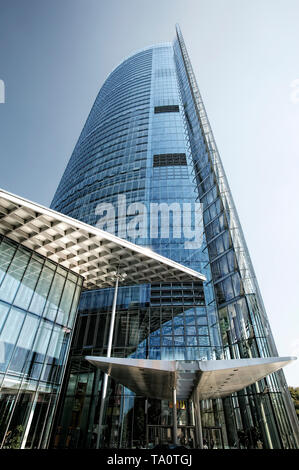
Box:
0;189;205;289
85;356;295;400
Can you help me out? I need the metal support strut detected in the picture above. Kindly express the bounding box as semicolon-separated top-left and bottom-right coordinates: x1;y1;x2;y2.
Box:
96;274;120;449
172;387;178;446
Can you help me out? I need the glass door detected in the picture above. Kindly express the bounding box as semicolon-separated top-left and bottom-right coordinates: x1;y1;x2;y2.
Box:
202;426;224;449
146;425;196;448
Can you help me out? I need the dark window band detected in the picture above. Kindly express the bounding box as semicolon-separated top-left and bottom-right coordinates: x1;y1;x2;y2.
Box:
154;105;179;114
153;153;187;167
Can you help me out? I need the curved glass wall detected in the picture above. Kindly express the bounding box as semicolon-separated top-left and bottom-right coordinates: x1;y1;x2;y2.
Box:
50;32;298;449
0;235;82;448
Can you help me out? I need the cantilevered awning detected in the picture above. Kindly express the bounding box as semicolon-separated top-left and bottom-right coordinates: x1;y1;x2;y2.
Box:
85;356;295;401
0;189;205;289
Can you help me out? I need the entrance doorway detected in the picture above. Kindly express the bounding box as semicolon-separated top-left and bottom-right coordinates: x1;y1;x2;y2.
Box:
202;426;224;449
146;425;196;448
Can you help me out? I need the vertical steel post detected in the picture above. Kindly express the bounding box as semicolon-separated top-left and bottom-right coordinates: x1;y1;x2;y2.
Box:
20;391;39;449
193;387;203;449
197;399;203;449
96;275;119;449
172;387;178;446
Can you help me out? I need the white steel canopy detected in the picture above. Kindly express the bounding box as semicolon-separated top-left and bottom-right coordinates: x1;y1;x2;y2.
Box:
85;356;296;401
0;189;206;289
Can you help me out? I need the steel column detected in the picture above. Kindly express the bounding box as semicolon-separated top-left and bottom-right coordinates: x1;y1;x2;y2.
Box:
172;387;178;446
96;275;119;449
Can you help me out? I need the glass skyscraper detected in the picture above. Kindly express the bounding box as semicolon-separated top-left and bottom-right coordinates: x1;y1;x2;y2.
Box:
50;26;299;449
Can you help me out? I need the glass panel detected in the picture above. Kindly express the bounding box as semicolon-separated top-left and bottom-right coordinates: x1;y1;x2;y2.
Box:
186;326;196;335
56;279;76;326
0;387;19;446
23;320;53;380
173;336;184;345
43;272;65;322
162;336;172;346
197;316;208;325
29;266;54;316
2;389;36;448
67;272;78;283
173;326;184;335
0;301;10;332
14;259;43;310
226;250;235;272
199;336;210;346
185;316;196;326
24;392;51;449
232;272;242;297
218;254;229;276
0;307;25;372
67;285;81;328
0;240;16;285
8;313;39;374
149;336;160;346
223;277;234;301
185;336;197;345
0;248;30;304
161;326;172;335
41;326;68;383
198;326;209;335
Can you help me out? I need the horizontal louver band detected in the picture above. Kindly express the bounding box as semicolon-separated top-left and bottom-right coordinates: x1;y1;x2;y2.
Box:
154;105;179;113
153;153;187;167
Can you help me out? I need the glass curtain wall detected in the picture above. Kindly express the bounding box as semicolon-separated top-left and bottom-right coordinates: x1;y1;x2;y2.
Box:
0;235;82;448
174;25;299;449
49;29;299;449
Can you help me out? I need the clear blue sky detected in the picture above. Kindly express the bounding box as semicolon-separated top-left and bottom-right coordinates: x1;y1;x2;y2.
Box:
0;0;298;385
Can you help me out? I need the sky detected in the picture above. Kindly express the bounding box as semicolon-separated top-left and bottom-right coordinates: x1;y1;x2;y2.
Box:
0;0;298;385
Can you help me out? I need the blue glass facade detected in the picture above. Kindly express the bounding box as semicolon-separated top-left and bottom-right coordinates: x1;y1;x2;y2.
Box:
50;30;299;449
0;235;83;448
51;48;153;225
